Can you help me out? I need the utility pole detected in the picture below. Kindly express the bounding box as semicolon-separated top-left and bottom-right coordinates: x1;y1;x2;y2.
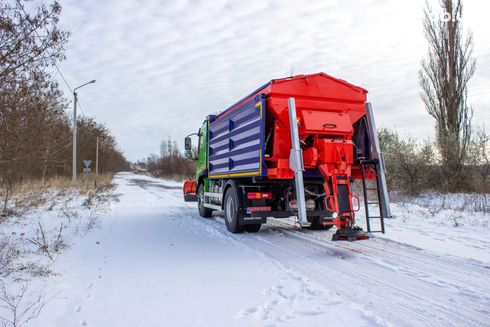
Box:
96;137;99;177
72;91;78;182
72;80;96;183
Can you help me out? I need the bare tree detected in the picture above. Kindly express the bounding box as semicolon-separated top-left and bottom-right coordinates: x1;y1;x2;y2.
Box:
419;0;476;191
0;1;129;215
0;0;69;82
76;117;129;174
379;129;437;195
1;0;70;203
467;127;490;191
147;137;195;179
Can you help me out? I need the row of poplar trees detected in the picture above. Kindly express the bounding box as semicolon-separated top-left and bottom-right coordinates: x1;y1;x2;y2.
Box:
0;0;129;189
378;0;488;195
417;0;488;193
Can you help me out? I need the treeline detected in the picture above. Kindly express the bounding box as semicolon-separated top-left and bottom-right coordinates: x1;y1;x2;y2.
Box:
140;130;489;196
380;128;489;195
142;138;194;179
0;0;128;190
381;0;489;195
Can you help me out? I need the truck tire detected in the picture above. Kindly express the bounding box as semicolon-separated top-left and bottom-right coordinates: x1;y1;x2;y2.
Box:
198;184;213;218
245;224;261;233
307;217;334;230
223;185;244;233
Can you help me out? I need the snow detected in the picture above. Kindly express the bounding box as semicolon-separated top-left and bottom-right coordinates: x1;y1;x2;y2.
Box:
358;195;490;263
21;173;385;327
0;188;109;277
1;172;489;327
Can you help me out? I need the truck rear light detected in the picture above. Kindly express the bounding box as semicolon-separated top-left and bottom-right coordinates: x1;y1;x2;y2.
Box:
247;192;272;199
246;206;272;213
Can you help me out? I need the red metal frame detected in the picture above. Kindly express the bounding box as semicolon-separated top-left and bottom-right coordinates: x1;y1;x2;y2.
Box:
249;73;370;231
186;73;375;239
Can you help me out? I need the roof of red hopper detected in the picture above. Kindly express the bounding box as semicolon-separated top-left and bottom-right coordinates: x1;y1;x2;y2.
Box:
216;72;367;120
271;72;367;94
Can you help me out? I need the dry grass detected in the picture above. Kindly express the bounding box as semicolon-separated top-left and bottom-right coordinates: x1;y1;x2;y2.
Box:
11;173;114;196
1;174;114;217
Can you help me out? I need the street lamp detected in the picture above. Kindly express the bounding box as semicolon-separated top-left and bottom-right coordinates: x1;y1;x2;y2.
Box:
73;79;96;182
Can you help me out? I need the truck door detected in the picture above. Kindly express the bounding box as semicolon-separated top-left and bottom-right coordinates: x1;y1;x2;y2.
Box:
196;120;208;178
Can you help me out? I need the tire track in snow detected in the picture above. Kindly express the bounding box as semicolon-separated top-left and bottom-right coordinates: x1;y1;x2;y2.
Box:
181;210;441;327
195;213;488;326
246;226;489;327
178;207;488;327
269;219;490;299
253;222;490;326
138;176;490;327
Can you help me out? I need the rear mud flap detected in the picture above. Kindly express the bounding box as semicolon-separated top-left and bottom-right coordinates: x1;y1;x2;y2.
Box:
239;215;267;226
184;194;198;202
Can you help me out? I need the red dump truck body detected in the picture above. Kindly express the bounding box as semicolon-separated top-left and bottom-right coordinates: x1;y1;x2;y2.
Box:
184;73;391;241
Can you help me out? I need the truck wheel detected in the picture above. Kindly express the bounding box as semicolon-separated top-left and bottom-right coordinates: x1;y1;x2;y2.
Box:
245;224;261;233
198;184;213;218
307;217;334;230
224;186;244;233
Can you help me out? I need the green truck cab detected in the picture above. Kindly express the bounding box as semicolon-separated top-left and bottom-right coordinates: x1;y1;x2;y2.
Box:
185;119;208;182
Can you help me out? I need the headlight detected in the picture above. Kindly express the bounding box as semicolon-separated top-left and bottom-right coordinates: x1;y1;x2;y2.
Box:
332;212;338;219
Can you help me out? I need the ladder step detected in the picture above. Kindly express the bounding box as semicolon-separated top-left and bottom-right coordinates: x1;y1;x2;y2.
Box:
368;216;382;219
368;230;384;233
367;201;381;205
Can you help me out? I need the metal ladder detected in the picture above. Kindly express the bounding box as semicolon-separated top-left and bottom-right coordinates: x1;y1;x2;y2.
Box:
359;102;392;234
360;160;385;233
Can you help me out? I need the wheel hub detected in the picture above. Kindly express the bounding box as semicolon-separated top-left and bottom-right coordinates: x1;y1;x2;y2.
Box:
225;196;234;223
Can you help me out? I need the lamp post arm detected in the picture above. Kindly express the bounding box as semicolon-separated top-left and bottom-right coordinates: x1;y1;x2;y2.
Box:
74;79;96;92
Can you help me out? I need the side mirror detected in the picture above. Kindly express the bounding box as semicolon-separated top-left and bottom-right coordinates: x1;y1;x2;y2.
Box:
185;136;192;151
184;134;197;160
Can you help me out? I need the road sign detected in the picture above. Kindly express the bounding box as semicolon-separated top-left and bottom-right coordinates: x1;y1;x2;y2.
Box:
83;167;91;173
83;160;92;168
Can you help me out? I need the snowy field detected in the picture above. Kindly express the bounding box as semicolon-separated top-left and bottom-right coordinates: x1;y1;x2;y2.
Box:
1;172;489;327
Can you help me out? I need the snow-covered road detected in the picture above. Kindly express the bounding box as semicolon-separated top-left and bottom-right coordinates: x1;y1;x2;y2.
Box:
30;173;490;327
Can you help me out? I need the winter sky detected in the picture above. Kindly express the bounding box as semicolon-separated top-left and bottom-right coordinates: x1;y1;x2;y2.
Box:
55;0;490;161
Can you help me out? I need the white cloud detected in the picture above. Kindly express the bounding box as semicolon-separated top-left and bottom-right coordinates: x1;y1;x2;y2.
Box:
57;0;490;160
